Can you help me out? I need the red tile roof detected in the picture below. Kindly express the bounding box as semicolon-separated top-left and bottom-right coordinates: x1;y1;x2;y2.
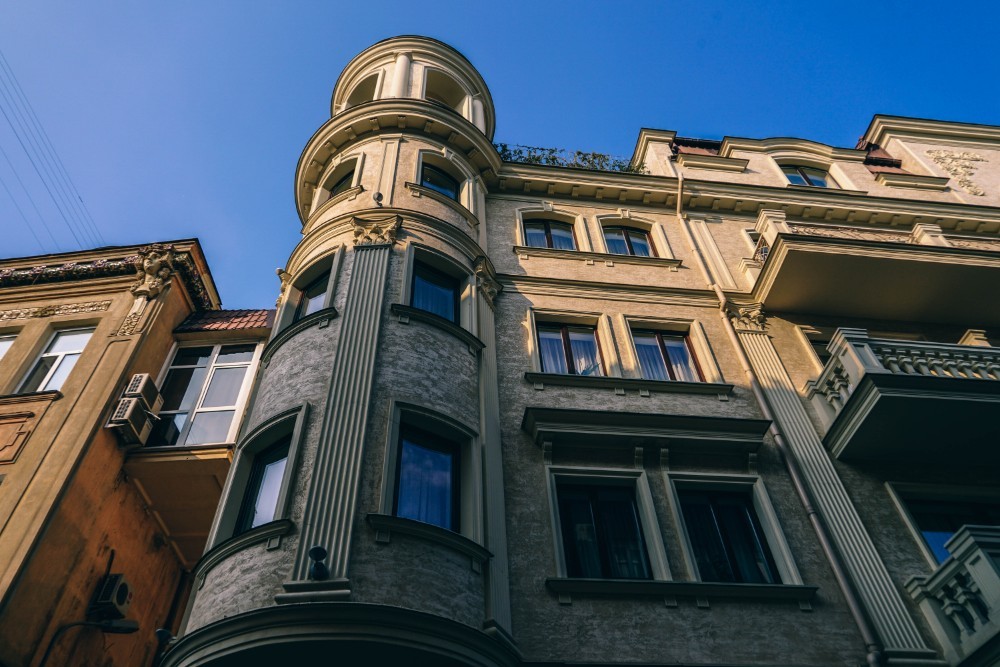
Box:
175;309;274;333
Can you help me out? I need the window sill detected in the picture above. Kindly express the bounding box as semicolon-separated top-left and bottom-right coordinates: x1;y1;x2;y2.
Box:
874;172;950;191
513;245;682;270
0;390;62;404
405;182;480;230
194;519;294;588
545;577;817;610
308;185;365;225
390;304;484;354
785;184;868;196
367;513;491;572
262;306;339;365
524;372;733;397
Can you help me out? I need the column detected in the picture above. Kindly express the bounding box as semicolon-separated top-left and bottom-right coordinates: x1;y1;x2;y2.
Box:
390;52;411;99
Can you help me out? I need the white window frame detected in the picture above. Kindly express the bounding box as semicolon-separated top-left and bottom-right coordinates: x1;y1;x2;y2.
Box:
17;327;94;394
546;465;671;580
415;148;476;215
515;206;592;252
622;315;723;383
153;341;263;447
665;471;802;585
0;333;16;363
527;308;622;378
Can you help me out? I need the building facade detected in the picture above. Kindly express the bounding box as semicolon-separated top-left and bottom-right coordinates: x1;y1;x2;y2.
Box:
0;242;271;666
87;36;1000;667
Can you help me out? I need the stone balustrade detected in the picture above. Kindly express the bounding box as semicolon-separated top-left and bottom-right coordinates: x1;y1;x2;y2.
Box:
905;525;1000;666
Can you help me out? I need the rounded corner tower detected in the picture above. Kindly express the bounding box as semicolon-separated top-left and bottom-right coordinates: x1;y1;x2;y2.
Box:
164;36;515;666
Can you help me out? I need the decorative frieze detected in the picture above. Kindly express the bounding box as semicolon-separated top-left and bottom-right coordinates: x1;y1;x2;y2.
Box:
788;224;910;244
926;149;987;196
0;300;111;322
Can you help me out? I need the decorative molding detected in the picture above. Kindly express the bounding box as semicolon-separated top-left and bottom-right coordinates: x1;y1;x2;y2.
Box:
676;153;749;173
275;268;292;308
473;256;502;307
523;372;733;397
404;182;480;230
788;223;910;244
0;300;111;322
352;214;401;247
926;149;987;196
390;304;484;354
130;243;177;299
727;303;766;332
511;245;682;271
947;236;1000;252
366;513;491;572
544;578;817;607
193;519;294;590
874;171;950;191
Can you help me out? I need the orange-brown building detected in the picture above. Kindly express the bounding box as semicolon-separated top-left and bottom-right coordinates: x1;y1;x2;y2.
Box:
0;241;271;667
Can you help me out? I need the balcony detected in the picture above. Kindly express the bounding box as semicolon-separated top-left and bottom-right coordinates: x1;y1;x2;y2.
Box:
807;329;1000;463
750;209;1000;327
906;526;1000;666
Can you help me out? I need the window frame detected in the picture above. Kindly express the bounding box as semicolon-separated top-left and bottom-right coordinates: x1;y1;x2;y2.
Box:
150;341;262;448
631;329;704;382
392;425;462;532
233;435;291;535
17;327;94;394
400;245;473;333
294;270;333;322
780;164;839;189
602;226;657;258
0;333;17;364
666;473;802;586
536;323;605;377
624;316;723;384
522;219;577;251
547;466;670;581
410;261;461;324
420;162;460;201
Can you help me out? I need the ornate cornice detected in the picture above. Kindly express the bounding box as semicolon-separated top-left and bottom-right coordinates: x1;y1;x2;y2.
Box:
727;302;767;332
352;214;401;247
0;300;111;322
473;255;502;307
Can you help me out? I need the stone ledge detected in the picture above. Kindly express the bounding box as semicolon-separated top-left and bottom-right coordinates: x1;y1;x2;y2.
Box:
193;519;294;589
524;372;732;396
513;245;682;270
405;182;480;229
390;304;484;354
262;306;339;365
367;512;491;573
545;577;817;610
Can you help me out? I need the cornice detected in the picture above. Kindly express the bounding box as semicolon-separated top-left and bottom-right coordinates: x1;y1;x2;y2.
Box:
629;127;678;170
512;245;683;270
497;274;722;307
718;136;866;162
676;153;749;172
863;114;1000;149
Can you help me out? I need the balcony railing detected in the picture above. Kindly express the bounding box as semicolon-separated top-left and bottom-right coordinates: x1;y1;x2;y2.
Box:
905;525;1000;666
808;329;1000;431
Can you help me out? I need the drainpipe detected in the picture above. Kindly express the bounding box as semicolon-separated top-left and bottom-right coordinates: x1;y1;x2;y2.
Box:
712;283;885;667
673;175;713;285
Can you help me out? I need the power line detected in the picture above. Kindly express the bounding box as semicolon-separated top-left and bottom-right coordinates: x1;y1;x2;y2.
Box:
0;171;46;252
0;139;61;250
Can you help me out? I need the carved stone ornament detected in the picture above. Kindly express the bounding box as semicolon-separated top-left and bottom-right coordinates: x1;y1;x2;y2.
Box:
0;300;111;322
131;244;177;299
352;215;401;247
926;149;987;196
275;268;292;308
474;256;502;306
728;303;767;332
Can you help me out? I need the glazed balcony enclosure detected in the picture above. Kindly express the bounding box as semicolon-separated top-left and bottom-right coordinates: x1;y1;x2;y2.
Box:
807;328;1000;463
906;525;1000;667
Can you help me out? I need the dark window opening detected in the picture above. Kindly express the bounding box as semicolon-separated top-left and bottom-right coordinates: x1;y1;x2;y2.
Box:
557;482;651;579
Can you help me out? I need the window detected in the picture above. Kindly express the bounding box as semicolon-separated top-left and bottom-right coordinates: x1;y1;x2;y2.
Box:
411;262;460;323
523;219;576;251
19;328;94;393
603;227;654;257
150;343;257;447
632;331;702;382
234;436;290;534
537;324;603;376
420;163;459;201
677;489;779;584
781;165;839;189
556;481;651;579
294;271;330;322
393;427;460;532
0;335;15;362
328;169;355;198
903;498;1000;564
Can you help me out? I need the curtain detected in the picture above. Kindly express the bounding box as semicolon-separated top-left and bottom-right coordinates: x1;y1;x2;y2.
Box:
397;439;454;530
634;333;668;380
568;329;602;376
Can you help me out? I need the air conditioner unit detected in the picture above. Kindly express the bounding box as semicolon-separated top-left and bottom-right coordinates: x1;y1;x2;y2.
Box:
88;573;133;620
107;397;152;445
123;373;162;413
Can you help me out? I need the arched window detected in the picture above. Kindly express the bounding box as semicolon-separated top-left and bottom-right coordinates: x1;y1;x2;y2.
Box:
603;226;655;257
344;73;379;109
424;69;466;114
781;164;838;189
420;163;459;201
523;218;576;251
294;271;331;322
328;169;355;198
235;436;291;534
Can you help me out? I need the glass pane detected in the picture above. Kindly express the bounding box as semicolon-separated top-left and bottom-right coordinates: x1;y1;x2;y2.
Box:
715;498;777;584
396;438;455;530
801;167;835;188
42;353;81;391
249;455;287;529
627;231;652;257
549;223;576;250
679;493;735;582
421;164;458;200
160;367;208;411
412;269;457;322
47;330;93;354
173;346;213;367
604;229;629;255
329;170;354;196
149;413;187;447
538;328;569;374
663;337;700;382
184;410;235;445
523;222;548;248
217;344;255;364
0;336;13;361
595;487;650;579
568;328;602;376
558;489;603;578
20;356;56;393
906;499;1000;563
201;367;247;408
781;166;808;186
634;333;669;380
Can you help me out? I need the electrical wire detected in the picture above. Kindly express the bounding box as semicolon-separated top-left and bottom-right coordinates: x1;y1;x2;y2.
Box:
0;138;61;250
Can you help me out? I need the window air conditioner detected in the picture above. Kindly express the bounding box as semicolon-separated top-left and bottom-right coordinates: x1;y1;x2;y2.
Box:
123;373;162;414
88;573;133;620
107;397;152;445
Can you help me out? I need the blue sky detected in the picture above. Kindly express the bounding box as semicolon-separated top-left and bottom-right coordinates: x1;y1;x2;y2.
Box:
2;1;998;308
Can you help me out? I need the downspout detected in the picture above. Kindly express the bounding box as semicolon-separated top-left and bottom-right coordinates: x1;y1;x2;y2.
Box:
712;283;885;667
673;175;713;285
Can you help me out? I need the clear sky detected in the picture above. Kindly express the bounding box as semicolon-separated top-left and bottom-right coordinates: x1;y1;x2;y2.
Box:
2;1;998;308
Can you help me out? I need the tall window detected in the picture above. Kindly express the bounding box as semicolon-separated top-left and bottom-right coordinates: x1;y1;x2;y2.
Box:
604;227;654;257
393;427;460;532
411;262;460;323
677;489;779;584
556;482;651;579
19;328;94;393
632;331;702;382
523;220;576;251
537;324;603;376
781;165;838;189
420;163;459;200
328;169;355;198
903;498;1000;563
0;334;15;362
294;271;330;322
235;436;290;534
150;344;256;447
